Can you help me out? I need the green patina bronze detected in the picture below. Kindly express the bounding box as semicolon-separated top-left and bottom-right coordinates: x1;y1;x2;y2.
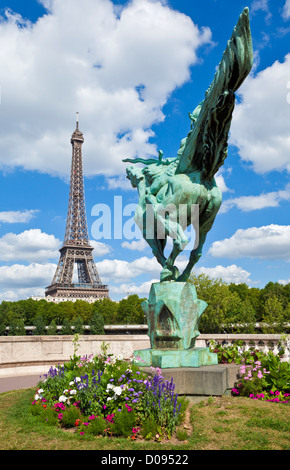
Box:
124;8;254;368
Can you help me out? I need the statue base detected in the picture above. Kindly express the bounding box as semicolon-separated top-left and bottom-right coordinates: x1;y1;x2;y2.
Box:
134;347;218;368
134;281;218;368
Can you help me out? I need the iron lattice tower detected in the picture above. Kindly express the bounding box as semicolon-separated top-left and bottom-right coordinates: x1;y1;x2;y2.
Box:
45;115;109;300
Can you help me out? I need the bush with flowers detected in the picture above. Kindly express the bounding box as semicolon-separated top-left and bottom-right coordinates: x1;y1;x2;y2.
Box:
231;352;290;404
209;340;290;404
29;340;186;440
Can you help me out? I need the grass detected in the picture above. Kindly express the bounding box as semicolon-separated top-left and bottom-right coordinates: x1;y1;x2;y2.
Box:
0;387;289;450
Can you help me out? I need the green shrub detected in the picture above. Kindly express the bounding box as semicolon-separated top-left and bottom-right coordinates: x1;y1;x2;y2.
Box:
30;403;58;426
141;415;159;440
60;406;82;428
83;416;107;436
111;406;137;437
176;428;188;441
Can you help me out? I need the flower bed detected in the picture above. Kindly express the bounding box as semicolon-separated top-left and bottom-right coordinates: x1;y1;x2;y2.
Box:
209;340;290;404
29;341;187;440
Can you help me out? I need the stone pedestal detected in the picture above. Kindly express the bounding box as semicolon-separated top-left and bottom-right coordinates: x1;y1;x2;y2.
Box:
134;281;217;368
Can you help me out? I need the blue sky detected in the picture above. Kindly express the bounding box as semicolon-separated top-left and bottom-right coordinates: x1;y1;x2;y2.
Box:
0;0;289;302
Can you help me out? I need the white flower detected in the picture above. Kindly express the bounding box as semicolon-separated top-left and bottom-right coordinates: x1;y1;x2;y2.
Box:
106;384;114;391
113;386;122;396
59;395;67;402
75;377;81;382
107;397;113;401
63;389;69;394
70;389;77;395
38;389;44;394
69;381;75;386
34;394;40;400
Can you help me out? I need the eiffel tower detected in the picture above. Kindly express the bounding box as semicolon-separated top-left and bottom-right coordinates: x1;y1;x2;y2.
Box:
45;114;109;301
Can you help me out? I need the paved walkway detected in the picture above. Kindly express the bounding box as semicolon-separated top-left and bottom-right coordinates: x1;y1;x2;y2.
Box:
0;375;41;394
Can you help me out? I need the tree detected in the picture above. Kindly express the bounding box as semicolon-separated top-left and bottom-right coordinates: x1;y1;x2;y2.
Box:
33;315;46;335
73;300;93;324
93;299;118;324
47;319;58;335
89;311;105;335
234;298;256;333
262;295;285;333
8;318;26;336
61;317;72;335
0;321;6;336
262;282;288;310
72;315;84;334
116;295;145;324
229;282;249;301
189;273;241;333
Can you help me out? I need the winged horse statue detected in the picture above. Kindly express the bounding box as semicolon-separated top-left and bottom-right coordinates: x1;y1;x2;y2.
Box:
123;8;253;283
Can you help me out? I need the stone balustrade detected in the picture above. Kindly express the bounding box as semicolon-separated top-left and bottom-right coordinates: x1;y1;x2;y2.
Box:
195;333;290;362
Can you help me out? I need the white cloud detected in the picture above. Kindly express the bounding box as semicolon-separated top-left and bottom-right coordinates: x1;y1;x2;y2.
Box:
121;239;149;251
215;173;232;193
220;183;290;213
250;0;272;22
209;224;290;261
0;0;212;178
109;279;159;297
196;264;252;284
0;209;39;223
282;0;290;19
0;287;46;303
97;256;161;283
279;278;290;285
230;54;290;174
0;229;60;262
105;176;134;191
0;262;56;288
90;240;112;257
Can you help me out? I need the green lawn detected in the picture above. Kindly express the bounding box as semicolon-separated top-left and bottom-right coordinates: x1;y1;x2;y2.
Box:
0;387;289;451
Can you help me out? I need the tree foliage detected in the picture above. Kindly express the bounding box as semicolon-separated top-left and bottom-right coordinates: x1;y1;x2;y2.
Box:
189;274;290;334
0;279;289;335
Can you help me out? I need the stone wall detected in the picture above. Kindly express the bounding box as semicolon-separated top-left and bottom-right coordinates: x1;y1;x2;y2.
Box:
0;335;150;377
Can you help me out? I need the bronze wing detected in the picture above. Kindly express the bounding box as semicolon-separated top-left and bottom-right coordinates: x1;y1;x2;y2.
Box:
176;7;253;179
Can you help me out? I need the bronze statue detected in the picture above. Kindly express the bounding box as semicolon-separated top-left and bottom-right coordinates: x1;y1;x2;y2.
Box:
124;8;253;284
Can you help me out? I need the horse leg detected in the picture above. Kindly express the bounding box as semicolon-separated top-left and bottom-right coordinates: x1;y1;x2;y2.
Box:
146;237;167;268
160;220;188;281
177;231;207;282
